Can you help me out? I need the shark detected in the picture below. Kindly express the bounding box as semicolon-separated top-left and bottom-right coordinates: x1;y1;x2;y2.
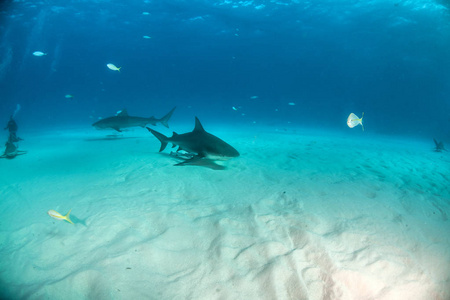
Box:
147;117;239;166
92;107;176;132
433;138;447;152
8;132;22;143
0;141;26;159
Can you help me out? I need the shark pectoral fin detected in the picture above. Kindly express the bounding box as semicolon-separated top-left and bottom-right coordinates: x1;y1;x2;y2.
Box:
113;127;122;132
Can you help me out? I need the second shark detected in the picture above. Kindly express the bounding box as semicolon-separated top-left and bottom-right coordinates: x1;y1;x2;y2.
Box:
93;107;176;132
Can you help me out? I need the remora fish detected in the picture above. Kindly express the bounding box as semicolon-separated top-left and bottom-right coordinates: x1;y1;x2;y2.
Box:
92;107;176;132
147;117;239;166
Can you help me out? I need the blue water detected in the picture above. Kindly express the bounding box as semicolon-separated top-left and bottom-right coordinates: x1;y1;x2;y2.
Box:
1;0;449;138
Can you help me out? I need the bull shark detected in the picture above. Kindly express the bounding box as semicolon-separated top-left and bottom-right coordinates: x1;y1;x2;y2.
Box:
146;117;239;166
92;107;176;132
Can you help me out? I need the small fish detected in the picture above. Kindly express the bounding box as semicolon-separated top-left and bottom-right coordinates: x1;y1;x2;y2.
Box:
142;35;152;39
347;112;364;131
288;102;296;106
47;209;74;224
107;63;121;72
33;51;47;57
65;94;74;99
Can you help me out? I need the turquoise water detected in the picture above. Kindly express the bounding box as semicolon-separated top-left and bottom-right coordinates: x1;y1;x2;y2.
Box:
1;0;450;299
1;127;449;299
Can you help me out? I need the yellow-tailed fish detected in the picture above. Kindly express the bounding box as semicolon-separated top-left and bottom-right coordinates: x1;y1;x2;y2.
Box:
107;63;121;72
347;112;364;131
47;209;74;224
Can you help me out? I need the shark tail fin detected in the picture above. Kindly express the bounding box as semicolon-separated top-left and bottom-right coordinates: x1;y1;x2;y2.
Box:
64;209;74;225
147;127;168;152
159;107;176;128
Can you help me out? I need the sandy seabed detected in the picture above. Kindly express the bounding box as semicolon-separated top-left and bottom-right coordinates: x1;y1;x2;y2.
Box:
0;124;449;300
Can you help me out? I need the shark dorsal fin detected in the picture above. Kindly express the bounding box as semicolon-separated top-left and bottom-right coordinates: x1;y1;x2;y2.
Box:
194;117;205;132
116;109;128;117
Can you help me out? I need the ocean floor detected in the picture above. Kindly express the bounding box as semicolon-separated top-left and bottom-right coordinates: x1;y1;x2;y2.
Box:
0;124;449;300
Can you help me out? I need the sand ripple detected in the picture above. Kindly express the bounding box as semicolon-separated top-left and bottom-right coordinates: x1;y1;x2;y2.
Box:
0;129;449;299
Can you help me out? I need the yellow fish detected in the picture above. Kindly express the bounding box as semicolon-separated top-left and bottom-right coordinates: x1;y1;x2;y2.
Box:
347;112;364;131
47;209;74;224
106;63;121;72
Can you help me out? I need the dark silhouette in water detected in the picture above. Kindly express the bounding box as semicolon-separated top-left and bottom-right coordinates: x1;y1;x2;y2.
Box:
2;108;25;159
433;138;446;152
4;116;18;134
0;140;26;159
8;132;23;143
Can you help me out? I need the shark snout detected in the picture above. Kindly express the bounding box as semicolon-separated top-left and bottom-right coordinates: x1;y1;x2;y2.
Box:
229;148;240;158
92;120;108;130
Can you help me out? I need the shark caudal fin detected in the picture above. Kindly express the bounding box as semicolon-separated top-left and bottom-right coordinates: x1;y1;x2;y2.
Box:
64;209;74;225
433;138;439;148
159;107;176;128
147;128;169;152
